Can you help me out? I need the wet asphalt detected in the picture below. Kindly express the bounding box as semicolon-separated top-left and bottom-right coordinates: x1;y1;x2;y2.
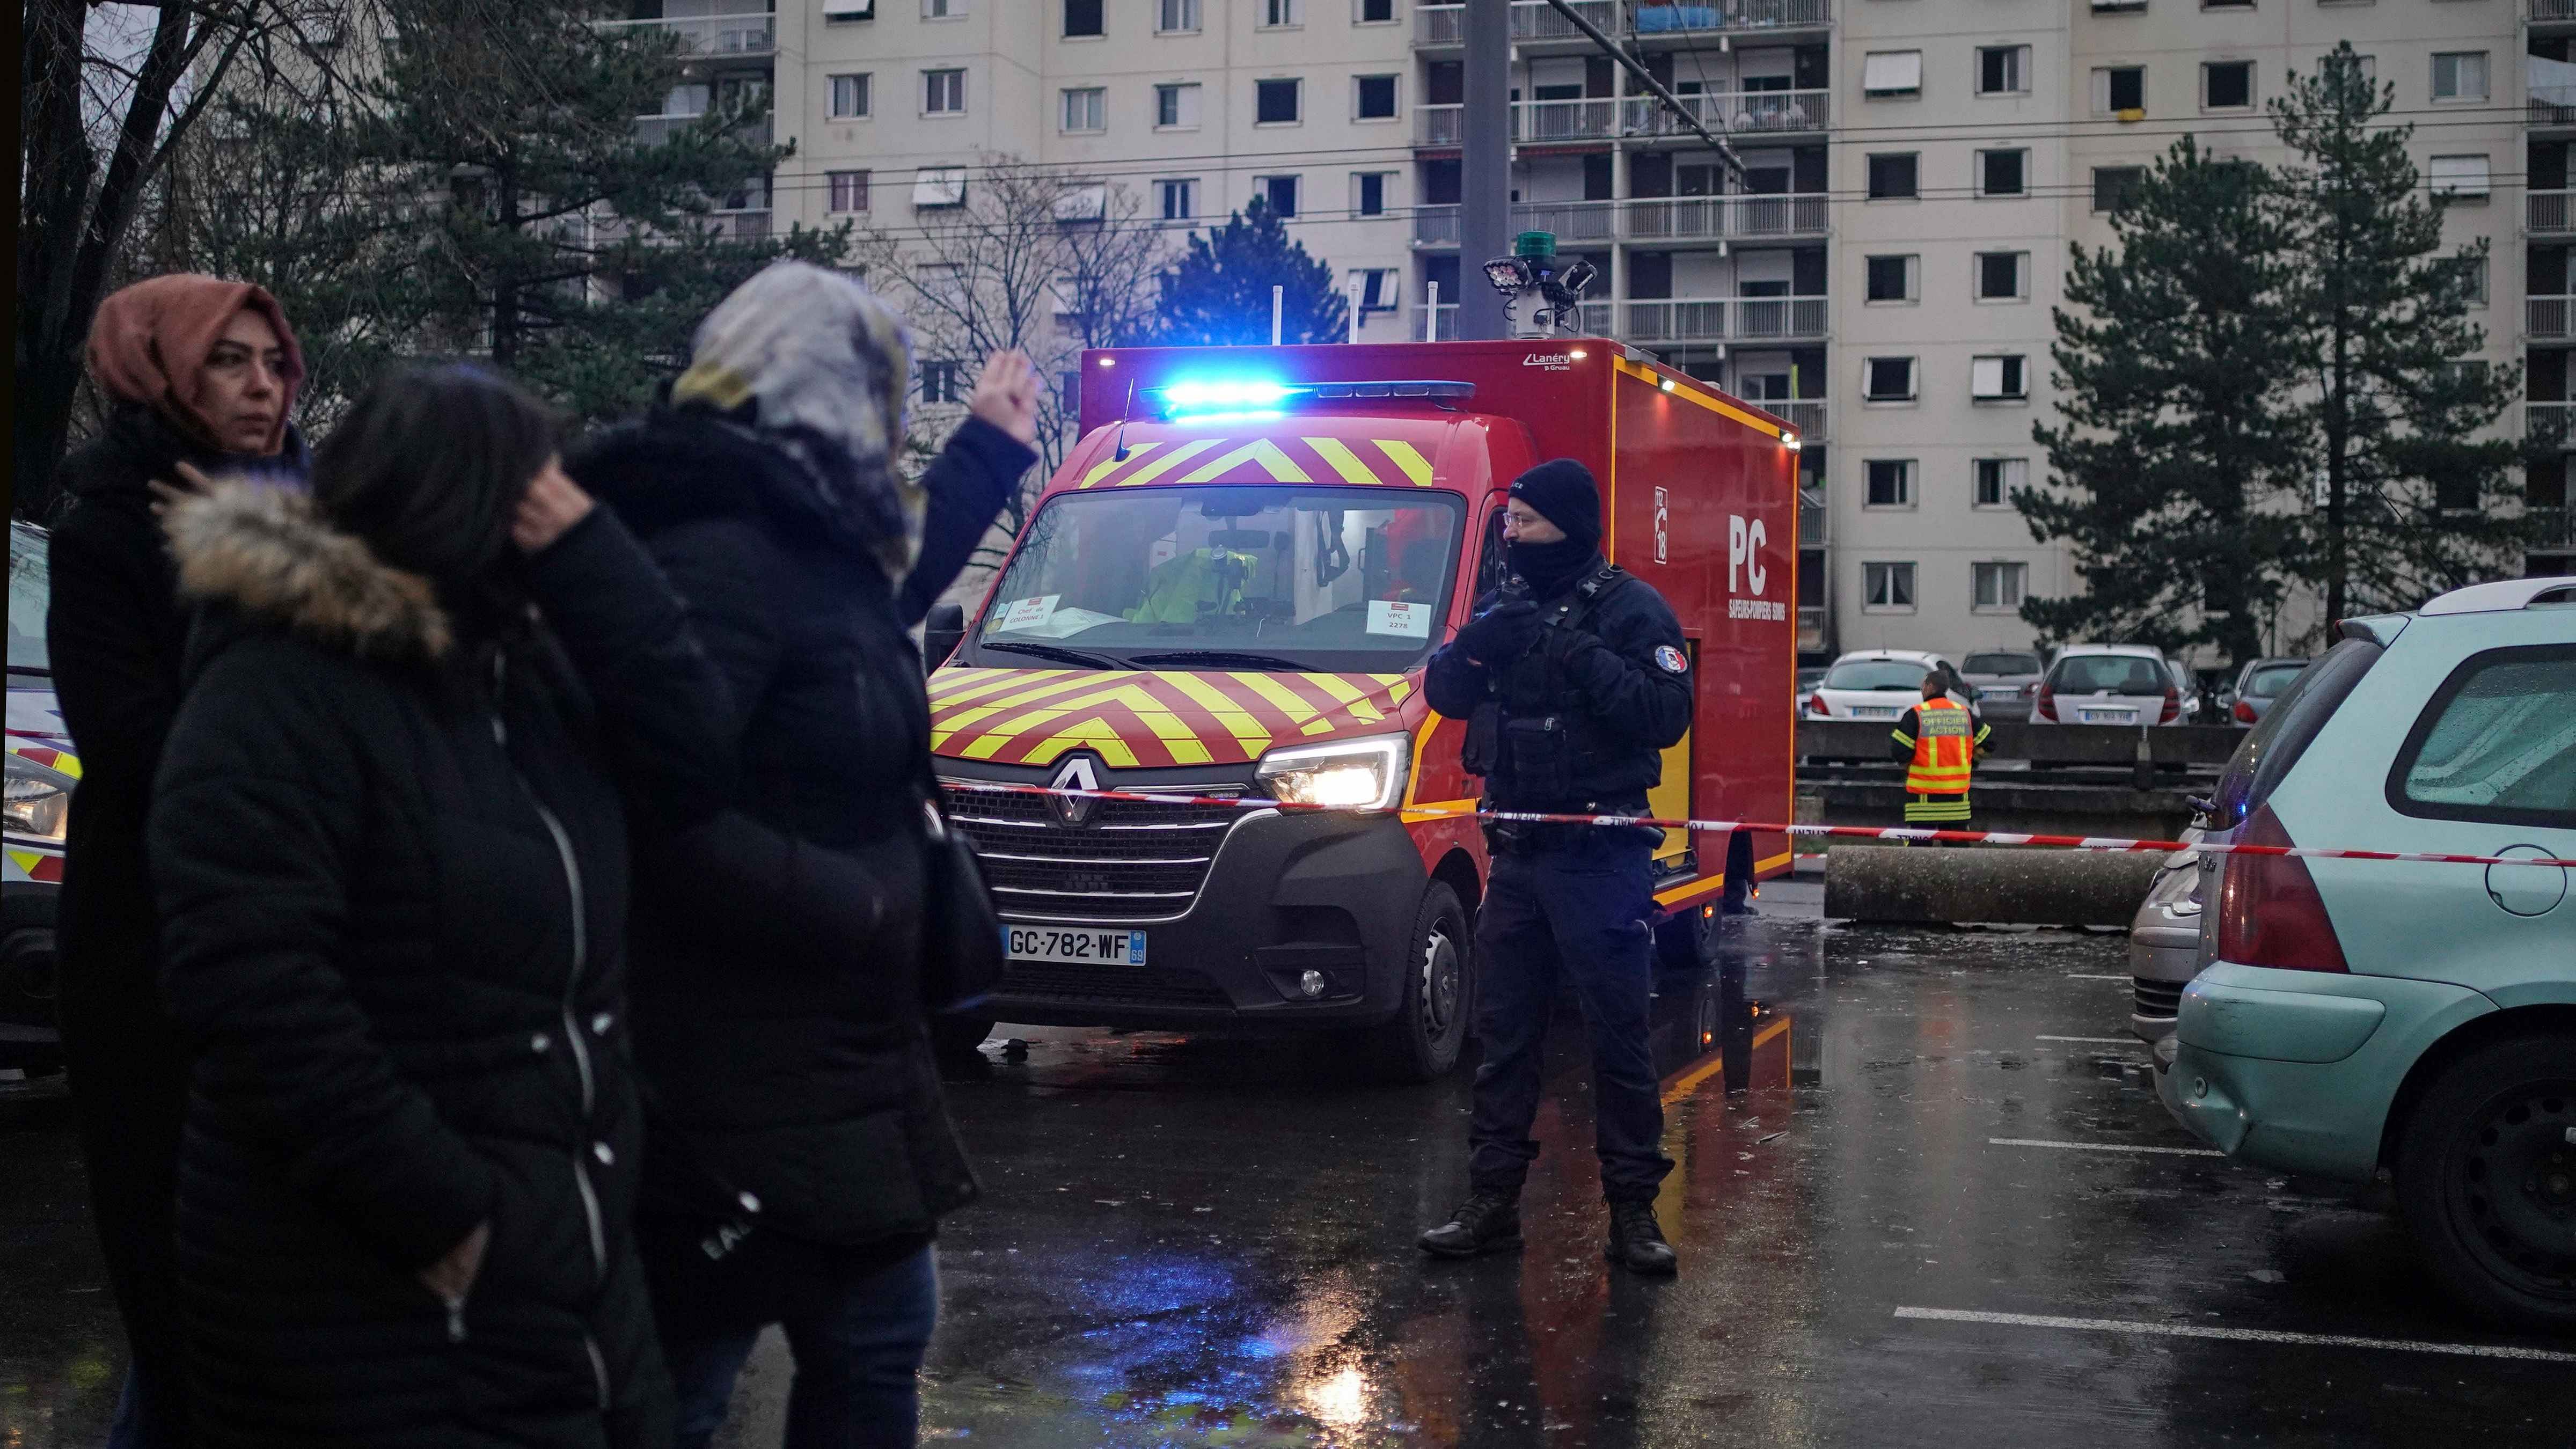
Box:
7;879;2574;1446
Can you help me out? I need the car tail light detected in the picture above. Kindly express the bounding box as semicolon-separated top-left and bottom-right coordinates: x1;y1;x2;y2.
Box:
2033;683;2056;721
2159;685;2181;723
2215;805;2347;972
2232;698;2257;724
1806;692;1829;717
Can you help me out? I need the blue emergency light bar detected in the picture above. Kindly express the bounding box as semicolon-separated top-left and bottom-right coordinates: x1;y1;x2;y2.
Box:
1144;377;1476;418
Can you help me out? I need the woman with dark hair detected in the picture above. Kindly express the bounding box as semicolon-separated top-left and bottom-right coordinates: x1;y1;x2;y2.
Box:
46;273;310;1448
569;260;1037;1448
147;362;726;1448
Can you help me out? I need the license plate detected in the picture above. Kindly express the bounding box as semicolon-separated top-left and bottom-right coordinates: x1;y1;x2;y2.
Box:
1005;926;1150;966
1851;706;1901;720
2080;708;2138;724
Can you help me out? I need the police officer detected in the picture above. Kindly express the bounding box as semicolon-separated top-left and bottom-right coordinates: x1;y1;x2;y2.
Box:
1416;459;1693;1276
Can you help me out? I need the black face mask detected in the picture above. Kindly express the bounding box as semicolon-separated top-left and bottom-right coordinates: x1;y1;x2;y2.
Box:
1507;536;1597;598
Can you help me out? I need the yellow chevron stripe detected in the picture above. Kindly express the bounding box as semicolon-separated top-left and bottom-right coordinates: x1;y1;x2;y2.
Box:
1080;441;1158;487
932;670;1138;748
1157;671;1274;757
1103;437;1224;490
1303;436;1383;487
931;667;1069;705
1374;438;1434;487
1023;716;1141;768
1174;437;1312;485
1294;672;1384;723
963;683;1215;765
1228;670;1326;728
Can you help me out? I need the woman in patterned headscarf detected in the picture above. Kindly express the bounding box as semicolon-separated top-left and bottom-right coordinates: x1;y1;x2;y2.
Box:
567;261;1040;1449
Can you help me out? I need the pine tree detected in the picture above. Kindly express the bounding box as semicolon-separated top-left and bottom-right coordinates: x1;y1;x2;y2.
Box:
2271;42;2535;622
2023;136;2308;663
1154;199;1349;347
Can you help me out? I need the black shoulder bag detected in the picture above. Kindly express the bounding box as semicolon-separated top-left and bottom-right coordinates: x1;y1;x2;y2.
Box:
916;767;1006;1015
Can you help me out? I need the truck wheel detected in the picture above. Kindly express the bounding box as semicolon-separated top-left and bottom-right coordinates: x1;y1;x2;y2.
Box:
932;1015;998;1064
1371;882;1471;1082
2392;1033;2576;1331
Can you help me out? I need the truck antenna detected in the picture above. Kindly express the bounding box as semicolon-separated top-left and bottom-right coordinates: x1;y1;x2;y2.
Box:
1112;378;1136;460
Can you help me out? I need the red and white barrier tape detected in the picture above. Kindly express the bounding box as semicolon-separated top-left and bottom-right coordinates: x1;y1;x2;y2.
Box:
939;781;2576;870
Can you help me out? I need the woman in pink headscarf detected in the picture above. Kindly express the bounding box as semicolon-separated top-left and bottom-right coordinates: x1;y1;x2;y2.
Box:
45;274;307;1449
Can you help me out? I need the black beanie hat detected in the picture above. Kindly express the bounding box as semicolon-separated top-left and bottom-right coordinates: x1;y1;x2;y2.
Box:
1509;458;1602;551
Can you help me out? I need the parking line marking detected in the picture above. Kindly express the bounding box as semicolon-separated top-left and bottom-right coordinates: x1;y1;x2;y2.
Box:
2036;1036;2140;1044
1892;1307;2576;1364
1988;1137;2223;1157
2066;974;2129;981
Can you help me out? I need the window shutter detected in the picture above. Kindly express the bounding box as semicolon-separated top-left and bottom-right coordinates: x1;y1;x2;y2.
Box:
1862;52;1922;97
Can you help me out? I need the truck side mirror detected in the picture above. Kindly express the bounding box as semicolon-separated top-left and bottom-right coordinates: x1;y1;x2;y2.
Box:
924;602;967;674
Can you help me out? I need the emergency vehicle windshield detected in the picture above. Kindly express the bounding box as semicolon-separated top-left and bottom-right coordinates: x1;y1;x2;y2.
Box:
969;486;1463;673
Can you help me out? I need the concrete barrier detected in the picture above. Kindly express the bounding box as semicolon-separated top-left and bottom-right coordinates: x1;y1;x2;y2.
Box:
1824;844;2166;927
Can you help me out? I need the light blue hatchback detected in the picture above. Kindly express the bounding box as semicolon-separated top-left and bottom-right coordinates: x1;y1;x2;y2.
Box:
2156;576;2576;1331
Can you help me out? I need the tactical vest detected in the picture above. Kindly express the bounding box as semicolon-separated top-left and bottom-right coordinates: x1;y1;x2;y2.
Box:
1461;564;1633;808
1906;696;1975;795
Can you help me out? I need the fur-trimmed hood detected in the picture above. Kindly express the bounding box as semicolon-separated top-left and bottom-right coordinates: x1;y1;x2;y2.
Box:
162;481;453;663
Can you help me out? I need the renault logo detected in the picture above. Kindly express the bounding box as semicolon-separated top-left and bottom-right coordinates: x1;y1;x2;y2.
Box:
1048;755;1102;826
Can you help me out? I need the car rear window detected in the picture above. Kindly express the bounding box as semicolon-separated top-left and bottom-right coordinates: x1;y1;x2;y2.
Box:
2211;636;2382;828
1963;652;2040;675
2387;645;2576;829
2049;655;2166;694
1823;659;1928;691
2244;662;2307;699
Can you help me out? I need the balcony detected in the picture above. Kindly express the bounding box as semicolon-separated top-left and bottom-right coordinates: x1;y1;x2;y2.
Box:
2537;0;2576;24
1413;100;1619;147
593;206;771;246
1414;194;1827;247
1767;399;1826;440
598;9;776;60
1797;488;1825;545
1632;0;1833;38
1411;200;1616;246
2530;507;2576;548
2534;56;2576;125
2530;401;2576;444
1623;296;1828;345
1415;1;1620;47
2531;190;2576;236
632;112;774;147
2533;296;2576;342
1624;89;1829;140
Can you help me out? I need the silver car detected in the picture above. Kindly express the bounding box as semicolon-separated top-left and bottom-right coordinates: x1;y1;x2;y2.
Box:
2222;655;2310;728
1958;649;2043;723
2127;825;2204;1043
2032;643;2185;727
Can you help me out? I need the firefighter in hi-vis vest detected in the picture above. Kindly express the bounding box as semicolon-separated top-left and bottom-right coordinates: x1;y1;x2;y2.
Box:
1889;672;1990;828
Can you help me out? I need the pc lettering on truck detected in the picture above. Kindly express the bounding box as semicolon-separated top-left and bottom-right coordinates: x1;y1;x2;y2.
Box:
927;338;1798;1078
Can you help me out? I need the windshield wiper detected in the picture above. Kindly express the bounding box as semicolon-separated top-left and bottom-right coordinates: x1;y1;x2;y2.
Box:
1129;648;1313;672
981;639;1124;670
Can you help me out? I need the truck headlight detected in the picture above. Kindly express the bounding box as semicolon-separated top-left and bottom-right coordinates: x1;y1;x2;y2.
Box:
1255;733;1411;815
4;752;74;844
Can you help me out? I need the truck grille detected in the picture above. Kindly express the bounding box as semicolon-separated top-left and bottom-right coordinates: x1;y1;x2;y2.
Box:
2133;977;2184;1020
939;782;1245;922
999;962;1232;1008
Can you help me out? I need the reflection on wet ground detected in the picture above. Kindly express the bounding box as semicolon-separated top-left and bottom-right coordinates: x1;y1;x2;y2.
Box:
10;883;2575;1447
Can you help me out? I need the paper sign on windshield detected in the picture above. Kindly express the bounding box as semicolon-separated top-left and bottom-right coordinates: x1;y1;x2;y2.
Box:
1367;600;1432;639
994;594;1059;632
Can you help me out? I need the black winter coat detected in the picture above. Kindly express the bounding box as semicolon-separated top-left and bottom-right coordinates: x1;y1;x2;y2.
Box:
43;404;311;1442
568;409;1032;1255
149;485;728;1449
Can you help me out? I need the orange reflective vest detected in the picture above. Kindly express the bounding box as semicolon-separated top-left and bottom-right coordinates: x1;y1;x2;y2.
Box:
1901;697;1977;795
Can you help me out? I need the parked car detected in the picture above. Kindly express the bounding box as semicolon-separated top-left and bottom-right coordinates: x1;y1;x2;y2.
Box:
1792;665;1827;719
2157;575;2576;1330
1802;649;1979;722
2031;643;2185;727
1958;649;2045;723
2164;658;2208;724
2128;825;2208;1043
2224;655;2312;727
4;521;65;1073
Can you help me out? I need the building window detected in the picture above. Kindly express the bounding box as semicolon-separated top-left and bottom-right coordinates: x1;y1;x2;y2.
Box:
827;170;871;213
1155;82;1202;129
2455;252;2490;305
1867;153;1919;200
2204;60;2253;109
924;68;965;114
1064;0;1103;36
1351;268;1400;313
920;360;964;404
1353;171;1391;216
2429;155;2491;201
1975;252;2028;301
1862;51;1924;99
1262;0;1303;26
828;74;872;120
1157;177;1198;219
922;0;961;17
1866;459;1914;507
1974;457;2026;508
2092;65;2146;114
912;166;966;208
1259;174;1299;216
1062;87;1106;132
1978;46;2030;96
2431;52;2489;102
1356;0;1395;21
1972;561;2029;612
2092;166;2145;213
1979;149;2027;197
1158;0;1202;31
1971;355;2029;401
1864;562;1918;612
1865;254;1917;304
1257;78;1301;125
1356;75;1398;121
1863;356;1916;401
822;0;876;19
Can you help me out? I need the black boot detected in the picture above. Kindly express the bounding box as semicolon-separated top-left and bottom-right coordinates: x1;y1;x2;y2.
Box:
1605;1200;1678;1275
1417;1190;1523;1258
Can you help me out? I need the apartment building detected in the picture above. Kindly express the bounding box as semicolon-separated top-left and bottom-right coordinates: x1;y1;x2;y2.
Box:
626;0;2556;662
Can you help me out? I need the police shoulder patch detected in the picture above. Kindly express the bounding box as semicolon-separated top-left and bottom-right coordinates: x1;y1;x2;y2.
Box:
1653;645;1689;674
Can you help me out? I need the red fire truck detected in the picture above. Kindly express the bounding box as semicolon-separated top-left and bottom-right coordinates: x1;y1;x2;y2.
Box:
927;338;1798;1077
